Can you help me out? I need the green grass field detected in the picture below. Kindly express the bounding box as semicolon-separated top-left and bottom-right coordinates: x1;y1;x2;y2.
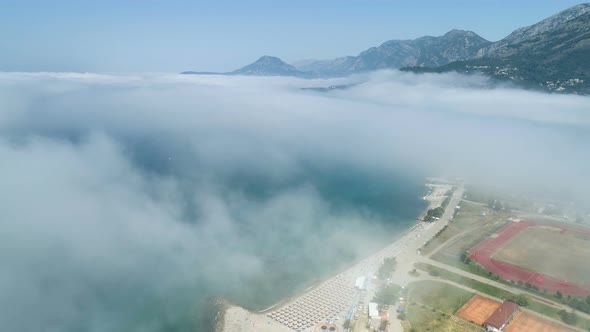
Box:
492;226;590;284
424;201;511;287
421;202;485;256
405;280;474;332
405;304;478;332
407;280;473;314
429;201;508;268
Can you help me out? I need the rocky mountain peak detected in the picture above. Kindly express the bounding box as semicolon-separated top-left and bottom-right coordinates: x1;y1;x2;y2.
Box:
442;29;477;38
253;55;286;65
477;3;590;58
231;55;307;77
507;3;589;42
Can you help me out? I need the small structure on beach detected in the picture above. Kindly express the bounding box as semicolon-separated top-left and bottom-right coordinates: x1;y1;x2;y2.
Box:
314;322;338;332
355;276;366;290
368;302;379;319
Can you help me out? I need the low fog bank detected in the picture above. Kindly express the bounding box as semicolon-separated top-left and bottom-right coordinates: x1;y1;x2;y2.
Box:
1;70;589;331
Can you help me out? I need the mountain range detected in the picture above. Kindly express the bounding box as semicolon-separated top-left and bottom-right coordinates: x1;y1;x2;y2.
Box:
182;3;590;94
293;29;492;75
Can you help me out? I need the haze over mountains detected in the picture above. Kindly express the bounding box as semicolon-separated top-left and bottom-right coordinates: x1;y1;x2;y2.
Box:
182;56;312;78
183;3;590;93
294;29;491;75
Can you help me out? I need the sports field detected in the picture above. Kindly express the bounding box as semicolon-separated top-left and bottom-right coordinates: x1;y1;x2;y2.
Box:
469;220;590;295
504;312;574;332
492;226;590;285
456;295;501;325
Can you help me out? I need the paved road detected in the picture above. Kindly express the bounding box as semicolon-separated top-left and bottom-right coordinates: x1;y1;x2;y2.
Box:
385;185;464;331
424;226;473;258
392;184;465;287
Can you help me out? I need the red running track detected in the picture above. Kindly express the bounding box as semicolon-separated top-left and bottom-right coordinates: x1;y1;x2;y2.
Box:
468;220;590;296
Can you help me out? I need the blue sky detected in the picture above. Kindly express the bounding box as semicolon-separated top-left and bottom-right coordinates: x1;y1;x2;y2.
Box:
0;0;584;72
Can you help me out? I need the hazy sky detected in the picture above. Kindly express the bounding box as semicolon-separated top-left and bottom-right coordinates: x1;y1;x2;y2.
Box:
0;0;584;72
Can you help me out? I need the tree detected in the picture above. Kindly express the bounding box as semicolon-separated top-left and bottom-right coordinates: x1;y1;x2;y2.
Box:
343;319;351;329
487;198;495;209
373;284;401;306
424;206;445;221
460;252;471;264
432;207;444;218
441;196;451;208
494;201;503;211
377;257;397;280
573;298;590;314
558;309;578;325
508;294;529;307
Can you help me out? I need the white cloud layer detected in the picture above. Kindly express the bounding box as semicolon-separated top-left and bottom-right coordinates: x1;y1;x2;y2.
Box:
1;70;589;331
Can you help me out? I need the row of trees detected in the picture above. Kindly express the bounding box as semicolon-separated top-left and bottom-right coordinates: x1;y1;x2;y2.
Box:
555;292;590;315
507;294;529;307
423;189;453;222
441;194;452;209
424;206;444;221
496;274;590;318
558;309;578;325
421;224;450;253
459;251;590;317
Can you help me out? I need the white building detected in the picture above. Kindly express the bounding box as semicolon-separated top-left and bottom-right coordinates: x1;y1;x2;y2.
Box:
368;302;379;319
355;276;366;290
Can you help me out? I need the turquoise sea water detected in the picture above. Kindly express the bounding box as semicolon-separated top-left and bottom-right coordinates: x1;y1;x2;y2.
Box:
183;166;428;331
116;163;428;331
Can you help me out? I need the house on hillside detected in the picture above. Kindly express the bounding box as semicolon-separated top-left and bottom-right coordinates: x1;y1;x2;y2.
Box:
483;301;519;332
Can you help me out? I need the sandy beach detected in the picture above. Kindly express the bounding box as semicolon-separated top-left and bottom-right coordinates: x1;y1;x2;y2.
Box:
218;182;461;332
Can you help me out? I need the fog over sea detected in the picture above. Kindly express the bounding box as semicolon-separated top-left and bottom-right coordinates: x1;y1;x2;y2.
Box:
1;70;589;331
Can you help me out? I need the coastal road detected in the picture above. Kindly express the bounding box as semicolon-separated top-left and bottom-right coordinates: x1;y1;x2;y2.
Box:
392;184;464;287
385;185;464;331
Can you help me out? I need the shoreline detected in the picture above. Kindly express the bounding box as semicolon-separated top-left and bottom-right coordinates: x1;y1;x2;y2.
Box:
214;222;423;332
252;182;440;315
216;182;458;332
213;299;228;332
253;219;424;315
